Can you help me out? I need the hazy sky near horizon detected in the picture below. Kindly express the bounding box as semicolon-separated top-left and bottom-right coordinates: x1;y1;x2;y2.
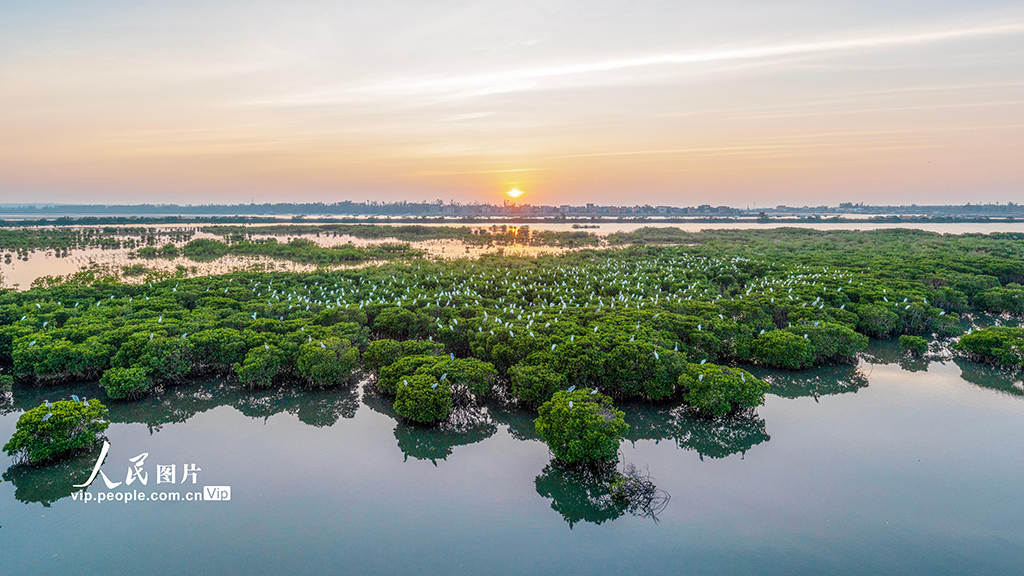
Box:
2;0;1023;207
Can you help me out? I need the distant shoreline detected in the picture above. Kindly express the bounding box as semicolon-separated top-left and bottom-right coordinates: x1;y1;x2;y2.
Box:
0;214;1020;228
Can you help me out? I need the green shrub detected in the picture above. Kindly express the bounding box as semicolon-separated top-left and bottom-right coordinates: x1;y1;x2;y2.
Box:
363;338;443;371
111;333;192;382
393;374;452;423
234;344;288;388
141;337;192;381
100;367;153;399
509;362;565;405
363;339;402;371
13;336;113;381
535;389;628;465
751;330;815;370
297;338;360;387
857;304;900;337
604;343;685;400
189;328;249;371
975;286;1024;315
373;307;431;340
377;354;442;395
953;327;1024;368
678;363;767;417
414;357;498;396
899;335;929;356
787;322;868;364
3;399;109;465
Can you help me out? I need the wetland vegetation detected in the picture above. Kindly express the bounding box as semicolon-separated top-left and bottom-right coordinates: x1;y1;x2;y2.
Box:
2;227;1023;472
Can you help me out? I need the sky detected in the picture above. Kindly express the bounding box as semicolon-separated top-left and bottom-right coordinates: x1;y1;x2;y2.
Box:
1;0;1023;208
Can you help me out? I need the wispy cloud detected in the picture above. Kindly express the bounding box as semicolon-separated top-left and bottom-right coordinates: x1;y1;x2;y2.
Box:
377;23;1024;92
411;167;543;176
253;21;1024;107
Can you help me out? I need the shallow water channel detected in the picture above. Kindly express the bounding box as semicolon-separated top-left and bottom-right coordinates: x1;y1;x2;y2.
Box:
2;339;1024;575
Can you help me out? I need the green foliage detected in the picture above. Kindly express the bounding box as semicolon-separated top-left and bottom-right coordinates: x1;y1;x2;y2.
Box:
4;227;1024;410
296;338;359;387
975;286;1024;315
751;330;815;370
111;333;191;382
535;389;628;464
393;374;452;423
509;362;565;405
604;343;685;400
954;327;1024;368
14;335;113;381
678;363;768;417
414;357;498;396
100;367;153;399
377;355;442;395
786;322;868;364
899;335;929;356
856;304;900;337
3;399;109;465
234;344;288;388
189;328;249;371
363;338;444;371
149;237;422;265
373;307;431;340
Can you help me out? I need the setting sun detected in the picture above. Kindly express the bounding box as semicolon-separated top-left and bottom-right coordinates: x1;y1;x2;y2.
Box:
506;187;524;199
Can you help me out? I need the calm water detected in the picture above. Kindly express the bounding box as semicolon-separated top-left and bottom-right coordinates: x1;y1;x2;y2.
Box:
2;341;1024;575
6;221;1024;289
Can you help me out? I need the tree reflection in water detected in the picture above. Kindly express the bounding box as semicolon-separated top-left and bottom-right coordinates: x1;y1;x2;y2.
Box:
534;461;628;528
755;364;870;400
8;379;360;432
624;403;770;460
3;447;100;506
362;383;497;463
487;398;543;442
955;358;1024;397
231;385;360;428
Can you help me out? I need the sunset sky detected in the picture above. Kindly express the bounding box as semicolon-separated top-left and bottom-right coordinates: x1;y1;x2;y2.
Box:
2;0;1023;207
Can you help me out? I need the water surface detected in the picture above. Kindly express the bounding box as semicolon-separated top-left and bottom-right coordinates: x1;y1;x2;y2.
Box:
2;342;1024;575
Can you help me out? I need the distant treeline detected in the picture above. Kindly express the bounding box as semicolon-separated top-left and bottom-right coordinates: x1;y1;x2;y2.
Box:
0;201;1022;218
0;202;443;217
